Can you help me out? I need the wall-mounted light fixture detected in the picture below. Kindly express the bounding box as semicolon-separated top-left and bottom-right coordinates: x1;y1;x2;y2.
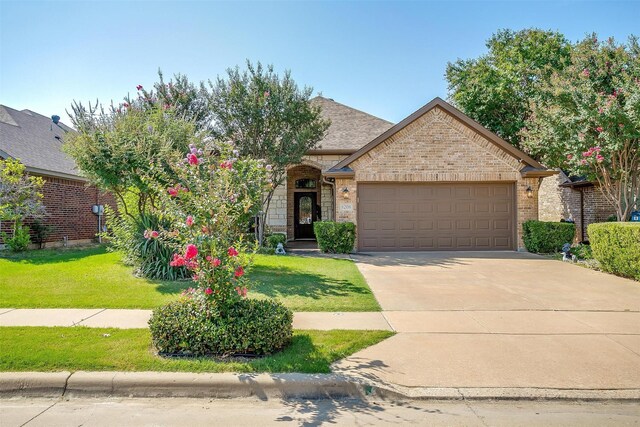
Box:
341;187;350;199
526;186;533;199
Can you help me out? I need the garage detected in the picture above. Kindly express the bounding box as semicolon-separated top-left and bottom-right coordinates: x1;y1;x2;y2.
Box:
358;182;516;251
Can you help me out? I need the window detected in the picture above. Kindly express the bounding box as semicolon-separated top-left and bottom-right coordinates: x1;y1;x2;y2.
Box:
295;178;316;189
298;196;313;224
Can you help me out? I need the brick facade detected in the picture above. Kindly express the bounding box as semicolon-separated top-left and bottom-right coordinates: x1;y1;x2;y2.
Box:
338;106;539;250
539;171;616;242
0;174;116;248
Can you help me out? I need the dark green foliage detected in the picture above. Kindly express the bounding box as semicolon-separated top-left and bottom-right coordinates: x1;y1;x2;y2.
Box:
313;221;356;254
522;220;575;253
149;298;293;356
266;233;287;248
1;222;31;252
30;220;54;249
446;28;572;148
570;243;593;260
588;223;640;280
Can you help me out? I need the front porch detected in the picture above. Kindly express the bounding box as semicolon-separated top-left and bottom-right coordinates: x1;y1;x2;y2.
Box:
266;162;337;241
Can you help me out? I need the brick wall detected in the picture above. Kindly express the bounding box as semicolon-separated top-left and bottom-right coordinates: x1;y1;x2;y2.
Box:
0;174;116;247
343;106;537;250
539;172;616;242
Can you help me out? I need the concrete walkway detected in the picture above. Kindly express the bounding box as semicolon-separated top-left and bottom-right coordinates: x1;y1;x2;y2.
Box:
0;308;392;331
333;251;640;392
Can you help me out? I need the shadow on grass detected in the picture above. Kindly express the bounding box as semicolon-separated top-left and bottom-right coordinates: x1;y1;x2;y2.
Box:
0;245;108;265
249;265;373;301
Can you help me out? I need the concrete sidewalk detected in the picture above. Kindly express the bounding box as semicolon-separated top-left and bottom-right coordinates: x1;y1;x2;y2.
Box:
0;308;393;331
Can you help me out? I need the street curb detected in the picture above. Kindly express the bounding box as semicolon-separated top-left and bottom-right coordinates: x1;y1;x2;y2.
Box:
1;372;640;402
0;372;362;400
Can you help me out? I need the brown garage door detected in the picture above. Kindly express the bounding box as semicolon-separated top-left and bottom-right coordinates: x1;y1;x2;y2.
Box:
358;183;515;251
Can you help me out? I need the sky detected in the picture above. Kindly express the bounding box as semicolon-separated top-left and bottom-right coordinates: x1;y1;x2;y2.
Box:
1;0;639;125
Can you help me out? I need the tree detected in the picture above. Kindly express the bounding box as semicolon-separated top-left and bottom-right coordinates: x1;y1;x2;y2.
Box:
0;158;46;226
523;35;640;220
208;61;330;244
446;29;572;148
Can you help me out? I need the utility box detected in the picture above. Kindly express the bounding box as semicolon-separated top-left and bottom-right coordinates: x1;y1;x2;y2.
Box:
631;211;640;222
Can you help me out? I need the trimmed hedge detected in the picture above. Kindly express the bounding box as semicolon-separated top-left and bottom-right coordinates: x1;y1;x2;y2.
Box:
313;221;356;254
588;222;640;281
522;220;575;253
149;298;293;356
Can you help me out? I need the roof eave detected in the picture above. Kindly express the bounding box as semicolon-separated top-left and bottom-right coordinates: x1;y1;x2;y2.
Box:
520;168;557;178
26;166;88;182
306;149;357;155
324;169;355;179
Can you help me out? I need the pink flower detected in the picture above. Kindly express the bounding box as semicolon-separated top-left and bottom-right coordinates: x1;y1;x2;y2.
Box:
619;123;625;128
264;91;270;97
596;154;604;163
170;254;186;267
123;102;130;108
582;151;591;157
582;69;590;77
227;247;238;257
596;127;604;132
235;286;248;298
186;215;194;227
205;287;213;295
185;244;198;260
580;159;587;165
234;266;244;278
187;153;199;166
192;274;199;281
201;226;209;234
205;255;221;267
167;187;179;197
219;160;233;170
136;85;143;91
566;154;573;160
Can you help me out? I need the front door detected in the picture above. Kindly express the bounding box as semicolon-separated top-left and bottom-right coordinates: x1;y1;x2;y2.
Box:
294;192;317;239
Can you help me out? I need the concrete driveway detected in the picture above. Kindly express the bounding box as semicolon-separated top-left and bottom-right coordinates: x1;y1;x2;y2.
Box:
333;252;640;393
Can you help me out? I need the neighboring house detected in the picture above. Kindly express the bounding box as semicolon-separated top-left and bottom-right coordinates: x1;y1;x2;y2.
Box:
268;96;554;251
539;170;616;242
0;105;115;247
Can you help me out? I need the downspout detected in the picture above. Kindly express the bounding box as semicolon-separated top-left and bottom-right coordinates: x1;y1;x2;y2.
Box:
322;176;336;221
580;189;585;242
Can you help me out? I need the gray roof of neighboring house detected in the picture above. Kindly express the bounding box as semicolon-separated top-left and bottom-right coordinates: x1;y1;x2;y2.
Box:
310;96;394;151
0;105;82;179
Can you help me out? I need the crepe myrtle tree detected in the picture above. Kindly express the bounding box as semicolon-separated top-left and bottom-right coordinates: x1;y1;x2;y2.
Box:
208;61;330;245
147;140;269;308
523;35;640;221
0;158;46;232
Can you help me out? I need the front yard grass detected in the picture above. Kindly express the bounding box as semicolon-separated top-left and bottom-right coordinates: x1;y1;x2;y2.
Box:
0;327;392;373
0;246;379;311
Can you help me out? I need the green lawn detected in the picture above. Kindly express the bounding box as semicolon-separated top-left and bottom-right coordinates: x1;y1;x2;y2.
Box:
0;327;392;373
0;246;379;311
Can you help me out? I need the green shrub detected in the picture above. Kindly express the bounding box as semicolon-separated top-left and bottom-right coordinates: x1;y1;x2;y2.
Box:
588;222;640;280
570;243;592;260
106;207;189;281
266;233;286;248
30;220;54;249
522;220;575;253
149;297;293;356
1;223;31;252
313;221;356;254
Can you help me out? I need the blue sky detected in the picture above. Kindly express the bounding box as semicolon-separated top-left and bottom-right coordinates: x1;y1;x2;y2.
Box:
1;1;638;124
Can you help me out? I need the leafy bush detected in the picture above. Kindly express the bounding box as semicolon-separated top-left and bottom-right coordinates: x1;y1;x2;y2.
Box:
149;297;293;356
522;220;575;253
266;233;286;248
588;223;640;280
1;222;31;252
313;221;356;254
106;207;189;281
30;220;54;249
570;243;592;260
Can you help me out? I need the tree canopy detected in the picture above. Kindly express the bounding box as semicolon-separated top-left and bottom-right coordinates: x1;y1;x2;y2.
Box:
522;35;640;220
446;28;572;148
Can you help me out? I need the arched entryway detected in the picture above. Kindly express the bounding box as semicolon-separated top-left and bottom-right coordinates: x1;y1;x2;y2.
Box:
287;165;322;240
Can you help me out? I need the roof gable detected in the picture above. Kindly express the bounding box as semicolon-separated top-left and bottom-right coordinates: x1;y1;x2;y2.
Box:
331;97;543;171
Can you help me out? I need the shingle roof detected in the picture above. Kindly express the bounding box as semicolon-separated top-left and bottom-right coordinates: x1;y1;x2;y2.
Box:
0;105;81;179
310;96;393;151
